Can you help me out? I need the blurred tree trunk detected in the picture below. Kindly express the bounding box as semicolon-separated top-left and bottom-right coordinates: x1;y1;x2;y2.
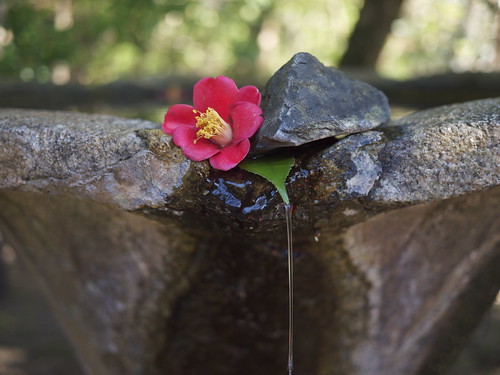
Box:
0;0;7;24
340;0;405;69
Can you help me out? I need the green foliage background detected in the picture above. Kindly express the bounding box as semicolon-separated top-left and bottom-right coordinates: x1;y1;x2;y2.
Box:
0;0;497;84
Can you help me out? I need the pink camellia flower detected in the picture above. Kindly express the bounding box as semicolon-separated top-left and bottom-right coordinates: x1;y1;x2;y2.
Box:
162;76;264;171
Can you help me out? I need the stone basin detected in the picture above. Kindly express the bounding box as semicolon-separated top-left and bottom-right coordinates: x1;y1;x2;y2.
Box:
0;97;499;375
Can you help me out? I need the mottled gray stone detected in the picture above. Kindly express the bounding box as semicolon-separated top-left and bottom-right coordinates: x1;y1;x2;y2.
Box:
252;52;391;153
307;98;499;206
372;98;500;202
311;131;385;199
0;99;499;375
0;109;192;210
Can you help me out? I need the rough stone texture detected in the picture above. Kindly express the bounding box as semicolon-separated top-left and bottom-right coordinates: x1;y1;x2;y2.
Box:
0;110;192;210
373;98;500;202
0;98;499;375
252;52;391;153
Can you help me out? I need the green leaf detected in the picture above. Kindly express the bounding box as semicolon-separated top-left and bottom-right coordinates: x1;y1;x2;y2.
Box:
239;154;295;204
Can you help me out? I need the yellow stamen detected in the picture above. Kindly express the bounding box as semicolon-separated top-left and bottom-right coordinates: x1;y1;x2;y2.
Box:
193;107;233;147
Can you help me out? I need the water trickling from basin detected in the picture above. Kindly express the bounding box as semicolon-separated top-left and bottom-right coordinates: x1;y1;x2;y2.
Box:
285;204;294;375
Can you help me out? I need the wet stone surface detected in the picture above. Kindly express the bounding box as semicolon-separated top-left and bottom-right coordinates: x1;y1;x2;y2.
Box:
252;52;391;153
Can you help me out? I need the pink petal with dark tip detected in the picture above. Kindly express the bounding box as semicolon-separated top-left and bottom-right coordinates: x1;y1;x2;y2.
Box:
193;76;238;122
162;104;197;134
230;102;264;143
209;139;250;171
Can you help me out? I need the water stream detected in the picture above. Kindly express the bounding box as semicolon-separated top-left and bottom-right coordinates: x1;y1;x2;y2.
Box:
285;204;294;375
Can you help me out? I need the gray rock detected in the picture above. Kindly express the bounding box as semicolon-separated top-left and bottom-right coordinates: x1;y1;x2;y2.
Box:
0;98;499;375
307;97;499;206
252;52;391;153
373;98;500;202
0;109;193;210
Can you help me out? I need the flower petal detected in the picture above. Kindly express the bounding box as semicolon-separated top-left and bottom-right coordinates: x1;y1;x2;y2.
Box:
237;85;261;106
193;76;238;122
230;102;264;143
172;127;220;161
209;139;250;171
163;104;197;134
